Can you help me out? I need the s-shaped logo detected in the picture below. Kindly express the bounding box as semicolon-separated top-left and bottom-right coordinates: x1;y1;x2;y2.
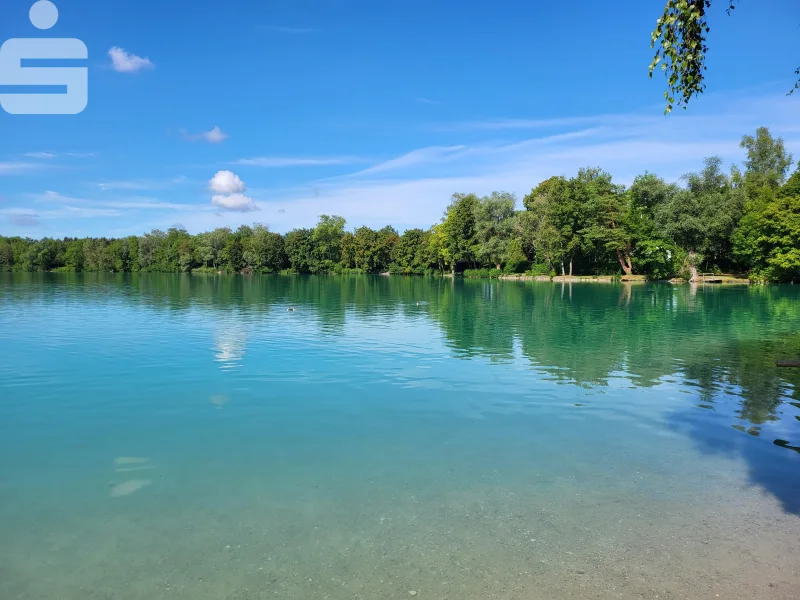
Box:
0;1;88;115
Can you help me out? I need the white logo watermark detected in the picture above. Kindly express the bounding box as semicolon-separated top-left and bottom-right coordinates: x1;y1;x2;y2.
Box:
0;1;88;115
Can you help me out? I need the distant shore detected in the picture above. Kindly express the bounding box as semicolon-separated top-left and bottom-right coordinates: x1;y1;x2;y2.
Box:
497;273;751;284
3;271;756;284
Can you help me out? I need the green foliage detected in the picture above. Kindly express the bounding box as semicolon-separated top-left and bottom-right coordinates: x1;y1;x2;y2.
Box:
649;0;719;113
649;2;799;111
502;237;529;273
781;164;800;199
733;146;800;282
391;228;430;274
441;193;479;268
242;224;286;273
284;228;314;273
521;176;573;274
573;168;632;273
527;263;555;277
655;156;744;274
473;191;517;269
734;190;800;282
311;215;346;273
191;266;219;274
739;127;794;196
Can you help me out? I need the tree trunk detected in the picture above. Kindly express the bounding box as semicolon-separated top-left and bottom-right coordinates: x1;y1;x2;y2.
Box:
569;259;573;277
617;249;633;276
688;251;699;282
495;263;501;270
560;261;565;276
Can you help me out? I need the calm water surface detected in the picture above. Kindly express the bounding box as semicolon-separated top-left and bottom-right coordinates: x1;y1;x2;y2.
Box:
1;273;799;600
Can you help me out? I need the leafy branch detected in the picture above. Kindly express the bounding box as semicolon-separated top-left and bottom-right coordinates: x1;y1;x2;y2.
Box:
648;1;798;111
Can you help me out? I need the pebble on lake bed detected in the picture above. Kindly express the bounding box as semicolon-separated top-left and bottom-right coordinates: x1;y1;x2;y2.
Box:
408;591;417;596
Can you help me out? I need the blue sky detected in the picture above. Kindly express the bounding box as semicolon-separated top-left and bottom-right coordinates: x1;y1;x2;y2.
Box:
1;0;799;238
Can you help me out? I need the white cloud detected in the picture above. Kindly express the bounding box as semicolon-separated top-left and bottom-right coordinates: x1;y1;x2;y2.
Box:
8;214;41;227
352;145;469;176
32;191;205;213
108;47;154;73
98;180;160;191
0;206;120;219
234;156;361;167
101;199;203;211
97;177;192;191
211;193;258;212
203;126;228;143
209;170;246;194
181;126;229;144
0;162;40;175
23;151;94;159
207;171;258;212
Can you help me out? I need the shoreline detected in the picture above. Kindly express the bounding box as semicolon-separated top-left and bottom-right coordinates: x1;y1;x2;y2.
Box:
6;271;755;284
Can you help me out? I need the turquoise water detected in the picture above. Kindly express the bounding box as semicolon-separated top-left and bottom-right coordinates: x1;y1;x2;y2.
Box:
1;273;799;599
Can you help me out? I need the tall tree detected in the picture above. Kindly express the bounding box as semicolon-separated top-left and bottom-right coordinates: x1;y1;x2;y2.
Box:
524;176;583;276
441;193;479;271
627;173;679;279
521;177;571;273
738;127;794;196
734;163;800;281
284;228;314;273
473;191;517;270
572;169;632;275
657;156;743;280
311;215;346;273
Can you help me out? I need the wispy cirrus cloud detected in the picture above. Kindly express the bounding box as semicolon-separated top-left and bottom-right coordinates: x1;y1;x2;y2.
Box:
96;177;190;191
1;205;120;220
21;151;95;161
349;145;471;177
7;213;42;227
414;97;442;106
29;191;206;213
260;25;317;34
0;162;42;175
234;156;364;167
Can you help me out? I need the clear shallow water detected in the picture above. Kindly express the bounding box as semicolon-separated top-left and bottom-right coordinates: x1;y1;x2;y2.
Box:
1;273;799;600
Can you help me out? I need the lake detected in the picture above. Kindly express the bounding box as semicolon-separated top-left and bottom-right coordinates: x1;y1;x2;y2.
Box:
1;273;799;600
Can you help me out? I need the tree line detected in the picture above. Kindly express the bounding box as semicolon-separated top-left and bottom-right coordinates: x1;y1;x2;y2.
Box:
2;127;798;282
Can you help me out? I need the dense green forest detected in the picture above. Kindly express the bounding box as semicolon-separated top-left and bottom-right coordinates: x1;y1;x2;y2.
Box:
2;127;799;282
